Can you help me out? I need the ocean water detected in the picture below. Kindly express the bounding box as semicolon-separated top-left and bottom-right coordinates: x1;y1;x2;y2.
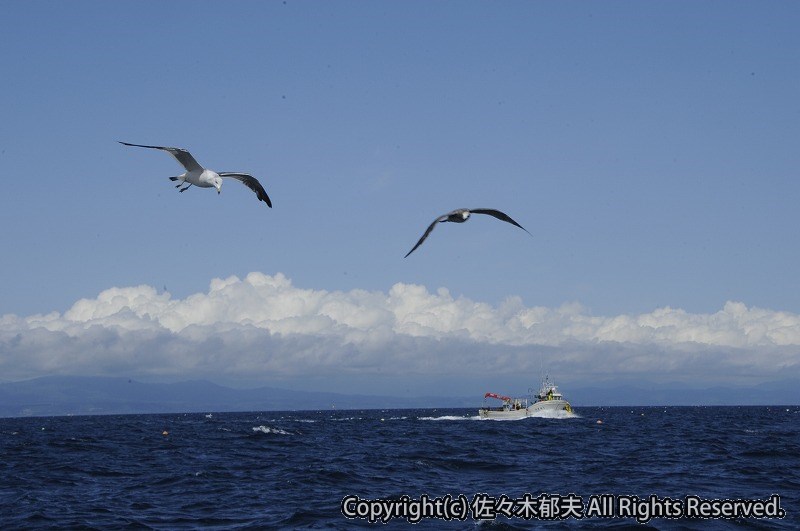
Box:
1;406;798;529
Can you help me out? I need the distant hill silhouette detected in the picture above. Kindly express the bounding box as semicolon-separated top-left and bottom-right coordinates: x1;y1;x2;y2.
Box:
0;376;797;417
0;376;474;417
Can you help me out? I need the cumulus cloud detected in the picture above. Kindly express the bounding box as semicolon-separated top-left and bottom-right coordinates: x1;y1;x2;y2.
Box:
1;272;798;387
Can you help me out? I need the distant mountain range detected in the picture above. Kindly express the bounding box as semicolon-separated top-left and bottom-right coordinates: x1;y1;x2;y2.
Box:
0;376;797;417
0;376;475;418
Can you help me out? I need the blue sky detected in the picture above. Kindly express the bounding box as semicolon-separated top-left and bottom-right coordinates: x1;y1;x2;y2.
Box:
1;1;799;397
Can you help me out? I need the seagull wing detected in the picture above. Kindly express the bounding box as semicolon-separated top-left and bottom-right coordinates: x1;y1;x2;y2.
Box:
218;173;272;207
119;141;203;173
470;208;532;235
404;214;448;258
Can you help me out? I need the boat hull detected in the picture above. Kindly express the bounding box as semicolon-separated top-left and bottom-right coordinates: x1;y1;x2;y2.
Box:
478;399;573;419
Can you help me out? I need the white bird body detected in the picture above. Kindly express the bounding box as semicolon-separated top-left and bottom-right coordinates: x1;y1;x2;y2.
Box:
173;168;221;190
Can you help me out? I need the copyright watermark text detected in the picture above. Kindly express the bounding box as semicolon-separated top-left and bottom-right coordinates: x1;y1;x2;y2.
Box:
341;493;785;524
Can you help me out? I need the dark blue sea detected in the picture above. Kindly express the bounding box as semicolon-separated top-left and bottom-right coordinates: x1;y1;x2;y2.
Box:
1;406;798;529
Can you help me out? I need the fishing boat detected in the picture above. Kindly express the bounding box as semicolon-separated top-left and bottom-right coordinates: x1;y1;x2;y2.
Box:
478;375;573;419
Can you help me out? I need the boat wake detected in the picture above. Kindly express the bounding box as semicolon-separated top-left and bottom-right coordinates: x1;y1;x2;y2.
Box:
527;409;579;420
419;415;473;421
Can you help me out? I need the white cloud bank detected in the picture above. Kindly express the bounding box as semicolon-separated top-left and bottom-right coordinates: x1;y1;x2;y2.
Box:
1;272;798;388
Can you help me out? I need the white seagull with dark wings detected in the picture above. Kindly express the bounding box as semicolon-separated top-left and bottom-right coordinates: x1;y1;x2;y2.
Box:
120;142;272;207
405;208;531;257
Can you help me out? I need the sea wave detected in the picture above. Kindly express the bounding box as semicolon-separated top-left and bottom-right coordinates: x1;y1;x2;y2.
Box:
251;425;292;435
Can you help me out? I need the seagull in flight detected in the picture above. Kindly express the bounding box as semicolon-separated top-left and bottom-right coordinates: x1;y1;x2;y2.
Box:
405;208;531;258
119;142;272;207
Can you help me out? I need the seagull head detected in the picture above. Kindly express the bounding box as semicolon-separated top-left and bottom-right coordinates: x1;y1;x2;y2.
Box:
213;176;222;194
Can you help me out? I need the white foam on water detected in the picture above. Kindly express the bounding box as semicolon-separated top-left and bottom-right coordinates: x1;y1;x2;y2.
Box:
419;415;473;421
476;415;528;422
259;417;316;424
252;425;292;435
529;409;581;419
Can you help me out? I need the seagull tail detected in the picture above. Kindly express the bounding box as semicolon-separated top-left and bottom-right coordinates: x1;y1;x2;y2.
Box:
169;177;179;181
